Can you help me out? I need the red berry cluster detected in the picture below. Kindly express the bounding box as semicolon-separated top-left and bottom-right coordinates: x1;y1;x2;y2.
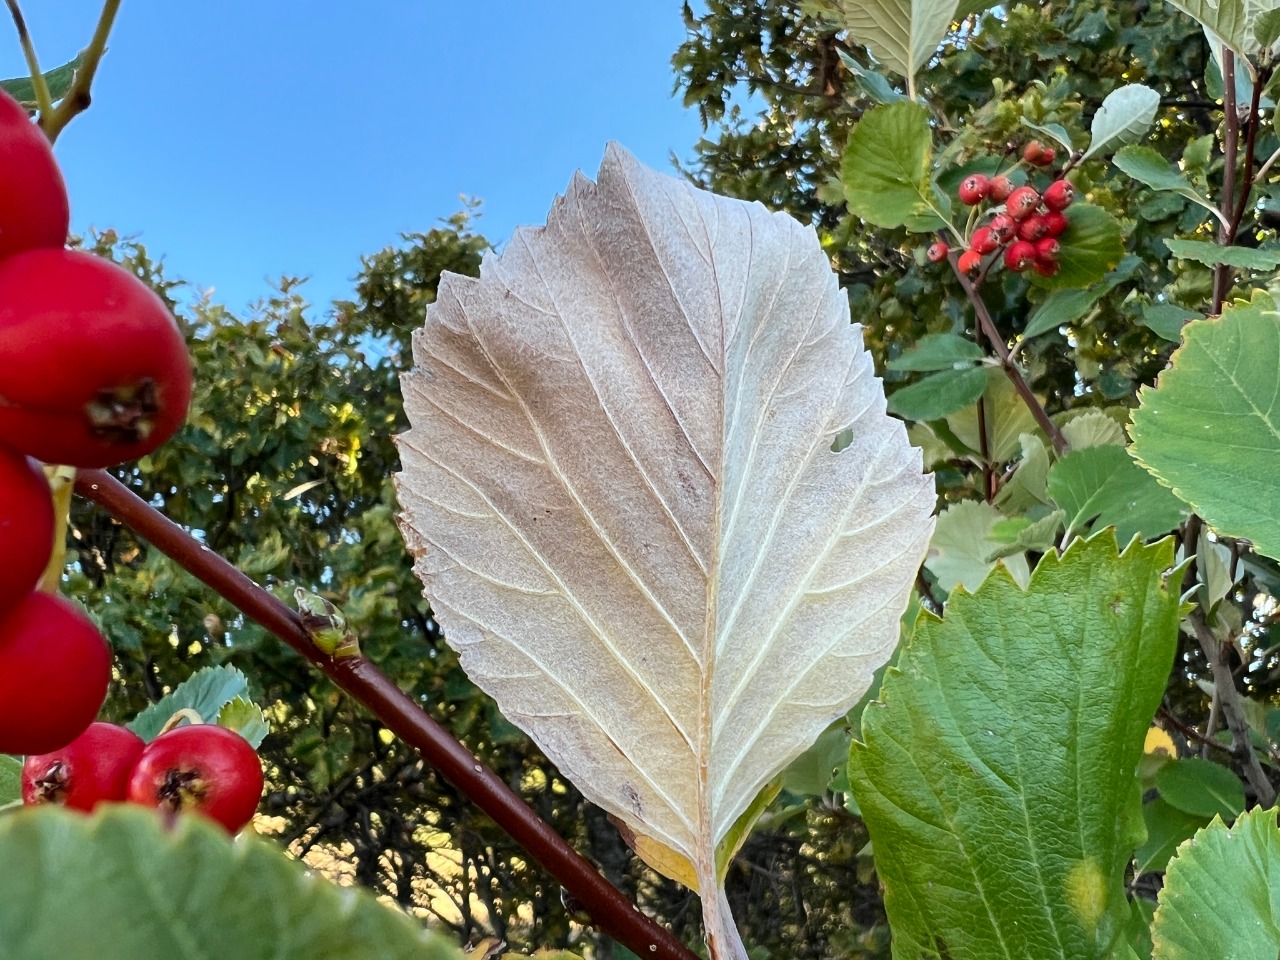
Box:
0;88;260;833
927;141;1076;280
22;720;264;834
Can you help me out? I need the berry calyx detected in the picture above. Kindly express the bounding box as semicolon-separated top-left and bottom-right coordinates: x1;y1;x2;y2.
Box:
0;447;53;617
958;174;990;205
22;722;145;812
0;592;112;755
988;213;1016;243
0;248;193;468
127;724;264;834
1005;186;1041;220
1004;240;1037;272
1042;211;1069;237
988;175;1014;203
0;88;69;259
1017;215;1049;243
957;249;984;274
969;226;1000;255
1043;178;1076;212
926;241;950;263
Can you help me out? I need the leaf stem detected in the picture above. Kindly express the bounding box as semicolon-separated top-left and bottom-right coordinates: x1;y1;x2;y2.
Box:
3;0;53;118
40;0;121;143
73;468;699;960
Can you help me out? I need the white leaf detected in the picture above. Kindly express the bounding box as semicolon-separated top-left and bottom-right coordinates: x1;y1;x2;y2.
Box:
830;0;961;91
395;144;935;957
1083;84;1161;161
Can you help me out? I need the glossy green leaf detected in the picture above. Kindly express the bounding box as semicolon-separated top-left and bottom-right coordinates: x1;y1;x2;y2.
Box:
0;53;84;107
1025;287;1107;338
925;499;1030;592
843;101;938;228
1141;304;1201;341
1163;238;1280;269
1048;445;1189;543
1113;146;1223;224
1156;757;1247;819
1036;203;1125;290
1152;807;1280;959
850;535;1181;960
1134;798;1211;875
128;665;261;742
1130;295;1280;561
1083;84;1160;161
887;366;989;421
0;806;462;960
886;332;984;371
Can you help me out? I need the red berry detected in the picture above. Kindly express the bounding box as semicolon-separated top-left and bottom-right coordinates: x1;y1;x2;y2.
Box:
0;447;53;617
957;249;984;274
0;89;69;259
1038;147;1057;166
1005;186;1041;219
22;722;145;812
127;724;264;834
1004;241;1037;272
988;175;1014;203
1017;215;1049;242
1022;140;1048;165
0;592;111;755
0;249;193;467
1032;258;1061;277
988;213;1016;242
926;241;950;263
959;174;990;205
1042;211;1069;237
969;226;1000;255
1035;237;1061;261
1043;179;1076;212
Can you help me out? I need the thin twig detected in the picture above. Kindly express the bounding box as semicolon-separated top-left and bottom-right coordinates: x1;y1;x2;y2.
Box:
1227;66;1270;246
40;0;121;143
74;469;699;960
3;0;53;118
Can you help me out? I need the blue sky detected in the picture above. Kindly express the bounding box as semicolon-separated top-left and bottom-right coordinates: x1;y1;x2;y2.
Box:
11;3;708;313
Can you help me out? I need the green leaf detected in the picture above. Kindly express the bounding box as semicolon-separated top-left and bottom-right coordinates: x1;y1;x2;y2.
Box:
826;0;961;84
886;332;984;371
1130;295;1280;561
217;696;270;749
1257;8;1280;48
947;371;1041;462
924;499;1030;592
995;434;1054;512
128;665;259;741
836;51;905;103
1020;118;1076;152
1163;238;1280;269
1025;287;1106;338
1036;203;1125;291
0;754;20;806
1083;84;1161;161
0;806;462;959
983;509;1065;561
1151;807;1280;959
1141;304;1202;341
0;53;84;107
782;721;853;796
1048;445;1189;543
1061;410;1127;449
842;101;938;229
850;535;1181;960
1156;757;1247;819
1113;146;1223;223
1134;799;1212;875
1163;0;1249;60
887;366;989;421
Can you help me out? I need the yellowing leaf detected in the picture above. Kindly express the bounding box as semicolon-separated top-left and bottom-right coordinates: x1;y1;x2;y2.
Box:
395;144;936;958
1145;727;1178;759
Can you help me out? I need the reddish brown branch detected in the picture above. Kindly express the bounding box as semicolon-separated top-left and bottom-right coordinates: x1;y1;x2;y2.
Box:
75;469;698;960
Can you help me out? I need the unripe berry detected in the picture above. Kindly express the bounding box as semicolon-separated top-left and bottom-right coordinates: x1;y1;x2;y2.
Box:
1043;179;1075;211
957;249;983;274
926;241;950;263
969;226;1000;255
988;175;1014;202
1034;237;1060;261
1023;140;1049;165
988;213;1016;242
958;174;990;205
1005;186;1041;219
1004;240;1037;272
1042;211;1069;237
1017;215;1049;242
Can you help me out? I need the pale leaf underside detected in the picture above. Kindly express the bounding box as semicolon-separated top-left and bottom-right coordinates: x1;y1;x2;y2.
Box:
833;0;960;80
395;145;934;934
